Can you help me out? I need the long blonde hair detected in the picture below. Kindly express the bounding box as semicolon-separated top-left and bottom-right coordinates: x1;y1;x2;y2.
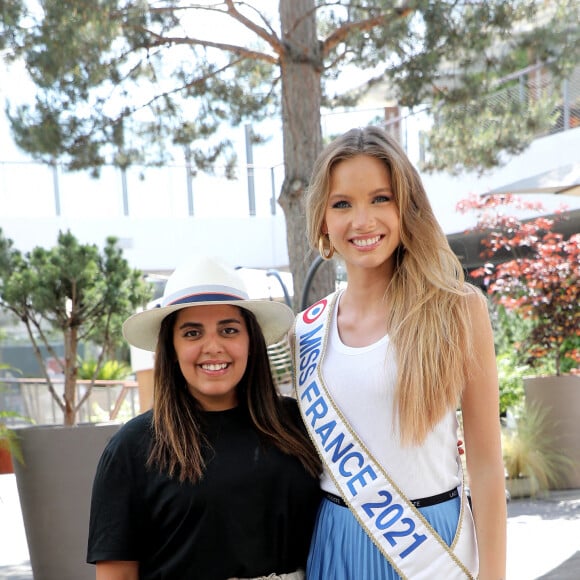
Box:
306;126;481;444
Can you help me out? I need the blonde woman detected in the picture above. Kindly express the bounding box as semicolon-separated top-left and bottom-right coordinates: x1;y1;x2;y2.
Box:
292;126;506;579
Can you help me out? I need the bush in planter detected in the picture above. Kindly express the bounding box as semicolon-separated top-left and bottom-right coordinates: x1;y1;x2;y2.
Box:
457;193;580;376
502;402;573;495
0;234;152;579
0;229;152;426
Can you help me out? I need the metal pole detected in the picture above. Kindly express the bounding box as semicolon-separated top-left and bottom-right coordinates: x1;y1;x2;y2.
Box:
121;167;129;216
270;166;277;215
185;145;194;216
245;124;256;216
52;161;61;217
562;79;570;131
266;270;292;307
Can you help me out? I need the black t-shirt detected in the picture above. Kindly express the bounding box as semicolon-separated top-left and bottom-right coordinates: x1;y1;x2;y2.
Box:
87;397;321;580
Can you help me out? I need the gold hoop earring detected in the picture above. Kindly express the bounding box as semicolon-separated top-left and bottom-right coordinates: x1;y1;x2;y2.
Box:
318;234;335;261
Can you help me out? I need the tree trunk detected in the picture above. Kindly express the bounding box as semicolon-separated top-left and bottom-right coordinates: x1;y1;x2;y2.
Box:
278;0;335;311
63;326;79;426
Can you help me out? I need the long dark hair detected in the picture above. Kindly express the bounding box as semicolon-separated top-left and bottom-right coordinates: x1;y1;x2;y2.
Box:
147;306;321;482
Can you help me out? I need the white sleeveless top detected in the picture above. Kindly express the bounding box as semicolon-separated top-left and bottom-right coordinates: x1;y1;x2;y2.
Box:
319;292;461;500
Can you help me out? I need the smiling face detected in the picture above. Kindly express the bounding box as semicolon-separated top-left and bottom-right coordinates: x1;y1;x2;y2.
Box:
324;154;401;277
172;304;249;411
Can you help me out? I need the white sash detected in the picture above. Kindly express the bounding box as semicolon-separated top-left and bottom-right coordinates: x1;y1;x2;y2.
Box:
293;293;478;579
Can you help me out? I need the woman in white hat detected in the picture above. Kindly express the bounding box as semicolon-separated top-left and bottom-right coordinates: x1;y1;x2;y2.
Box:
87;257;322;580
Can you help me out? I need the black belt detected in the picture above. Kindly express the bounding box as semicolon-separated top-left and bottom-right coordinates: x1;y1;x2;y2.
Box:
323;487;459;509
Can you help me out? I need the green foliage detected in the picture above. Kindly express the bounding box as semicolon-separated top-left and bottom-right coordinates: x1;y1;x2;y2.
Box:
560;335;580;375
496;352;526;416
0;0;26;51
0;228;152;425
491;303;533;355
502;403;573;490
77;358;132;381
487;277;579;417
490;304;528;414
423;93;559;175
418;0;579;175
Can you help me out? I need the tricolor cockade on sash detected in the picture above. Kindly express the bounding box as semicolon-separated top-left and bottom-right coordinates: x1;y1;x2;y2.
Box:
293;293;479;579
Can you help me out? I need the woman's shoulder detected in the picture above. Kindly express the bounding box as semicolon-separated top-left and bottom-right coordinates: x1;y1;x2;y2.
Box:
106;410;154;452
120;408;154;433
93;410;154;477
461;283;488;312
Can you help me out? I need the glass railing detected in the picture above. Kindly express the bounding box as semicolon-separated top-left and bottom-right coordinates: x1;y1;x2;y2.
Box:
1;64;578;220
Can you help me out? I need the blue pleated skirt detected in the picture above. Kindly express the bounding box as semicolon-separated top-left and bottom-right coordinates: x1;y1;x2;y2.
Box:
306;494;461;580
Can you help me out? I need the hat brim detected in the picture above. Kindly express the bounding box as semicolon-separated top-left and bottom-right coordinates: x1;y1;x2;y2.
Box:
123;299;295;351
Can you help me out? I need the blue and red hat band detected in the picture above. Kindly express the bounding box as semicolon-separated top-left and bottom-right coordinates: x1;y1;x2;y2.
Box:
162;284;249;308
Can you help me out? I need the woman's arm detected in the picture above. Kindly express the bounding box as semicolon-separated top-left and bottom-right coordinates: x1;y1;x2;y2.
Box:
96;560;139;580
461;293;506;580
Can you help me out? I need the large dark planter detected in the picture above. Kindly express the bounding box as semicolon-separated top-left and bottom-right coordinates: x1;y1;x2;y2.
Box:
12;422;121;580
524;375;580;489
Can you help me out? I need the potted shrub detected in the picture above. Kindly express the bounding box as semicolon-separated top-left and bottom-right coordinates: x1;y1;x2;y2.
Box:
0;229;151;580
0;229;151;426
458;194;580;488
502;403;573;498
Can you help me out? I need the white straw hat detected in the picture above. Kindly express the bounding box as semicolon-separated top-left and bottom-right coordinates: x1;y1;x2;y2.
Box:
123;256;294;351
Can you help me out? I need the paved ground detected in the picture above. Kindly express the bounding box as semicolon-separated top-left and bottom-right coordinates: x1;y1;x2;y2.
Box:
505;488;580;579
1;473;579;579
